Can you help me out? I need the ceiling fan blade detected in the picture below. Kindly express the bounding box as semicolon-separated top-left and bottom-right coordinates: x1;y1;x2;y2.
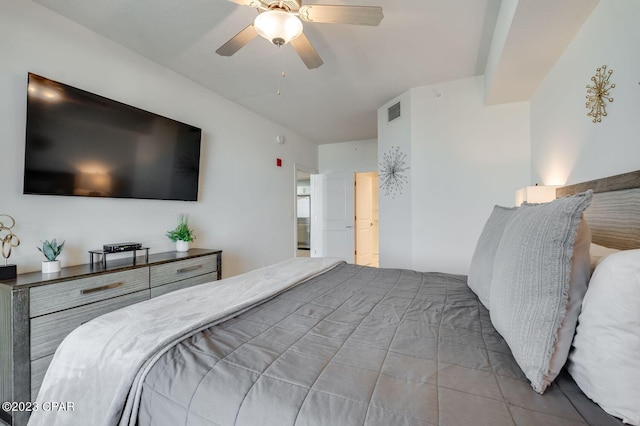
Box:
227;0;263;7
216;24;259;56
290;32;324;69
298;5;384;26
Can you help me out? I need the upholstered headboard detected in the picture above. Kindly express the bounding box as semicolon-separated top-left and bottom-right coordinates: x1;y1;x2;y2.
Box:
556;170;640;250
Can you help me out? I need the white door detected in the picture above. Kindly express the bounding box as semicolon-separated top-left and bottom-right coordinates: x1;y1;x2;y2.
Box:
355;173;374;265
311;173;354;262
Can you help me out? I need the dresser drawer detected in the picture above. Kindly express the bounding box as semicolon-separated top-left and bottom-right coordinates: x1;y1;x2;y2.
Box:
150;254;217;288
30;268;149;317
31;354;53;401
30;290;149;360
150;272;218;299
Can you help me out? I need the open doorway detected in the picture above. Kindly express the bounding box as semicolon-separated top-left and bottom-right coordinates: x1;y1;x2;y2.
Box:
296;174;311;257
355;172;379;267
294;165;317;258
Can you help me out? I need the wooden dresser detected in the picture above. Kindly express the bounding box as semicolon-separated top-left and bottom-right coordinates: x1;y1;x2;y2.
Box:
0;248;222;426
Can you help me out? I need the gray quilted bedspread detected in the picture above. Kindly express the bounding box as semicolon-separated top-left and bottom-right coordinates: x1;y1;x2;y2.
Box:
138;263;621;426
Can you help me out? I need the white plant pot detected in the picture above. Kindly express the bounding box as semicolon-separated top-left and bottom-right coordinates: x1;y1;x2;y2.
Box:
42;260;61;274
176;241;190;252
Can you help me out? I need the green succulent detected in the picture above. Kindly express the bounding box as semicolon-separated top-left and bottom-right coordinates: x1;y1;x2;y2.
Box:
166;214;195;242
38;239;65;261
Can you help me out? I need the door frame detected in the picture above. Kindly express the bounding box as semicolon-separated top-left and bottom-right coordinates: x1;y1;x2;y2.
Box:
293;163;318;258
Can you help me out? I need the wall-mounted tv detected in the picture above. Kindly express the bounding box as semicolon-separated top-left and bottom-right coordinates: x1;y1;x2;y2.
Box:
24;73;202;201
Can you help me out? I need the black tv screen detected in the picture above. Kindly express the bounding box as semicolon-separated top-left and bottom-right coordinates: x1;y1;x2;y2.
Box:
24;73;202;201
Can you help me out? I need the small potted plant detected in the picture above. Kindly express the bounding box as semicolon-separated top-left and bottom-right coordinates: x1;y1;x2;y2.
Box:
38;239;65;273
166;214;195;252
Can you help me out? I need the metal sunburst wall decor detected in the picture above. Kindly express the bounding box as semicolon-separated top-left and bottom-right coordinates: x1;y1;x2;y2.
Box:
586;64;615;123
379;146;410;198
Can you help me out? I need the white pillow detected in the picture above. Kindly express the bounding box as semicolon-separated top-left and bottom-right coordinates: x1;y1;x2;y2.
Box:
589;243;620;274
548;218;591;384
569;249;640;425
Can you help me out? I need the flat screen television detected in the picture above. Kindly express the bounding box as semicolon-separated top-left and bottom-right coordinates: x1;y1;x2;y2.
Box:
24;73;202;201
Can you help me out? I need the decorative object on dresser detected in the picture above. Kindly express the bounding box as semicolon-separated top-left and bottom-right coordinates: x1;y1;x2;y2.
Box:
0;214;20;280
37;239;64;274
0;248;222;426
166;213;195;252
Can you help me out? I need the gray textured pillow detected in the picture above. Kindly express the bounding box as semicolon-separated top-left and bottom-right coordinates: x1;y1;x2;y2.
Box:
467;205;518;309
490;190;592;393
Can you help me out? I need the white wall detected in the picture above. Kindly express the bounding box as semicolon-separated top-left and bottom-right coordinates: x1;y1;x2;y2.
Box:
0;2;317;277
378;77;530;274
484;0;519;101
377;91;413;269
531;0;640;186
318;139;378;173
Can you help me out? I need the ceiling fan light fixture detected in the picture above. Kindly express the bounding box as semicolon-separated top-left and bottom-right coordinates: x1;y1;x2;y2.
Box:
254;10;303;46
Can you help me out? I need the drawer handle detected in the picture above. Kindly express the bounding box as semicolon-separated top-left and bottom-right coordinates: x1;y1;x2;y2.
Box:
81;282;124;295
177;265;202;274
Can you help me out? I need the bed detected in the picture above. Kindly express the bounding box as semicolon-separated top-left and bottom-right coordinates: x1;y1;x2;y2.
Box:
28;170;640;426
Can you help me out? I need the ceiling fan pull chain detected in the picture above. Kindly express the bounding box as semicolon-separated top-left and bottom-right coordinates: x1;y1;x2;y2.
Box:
276;43;285;95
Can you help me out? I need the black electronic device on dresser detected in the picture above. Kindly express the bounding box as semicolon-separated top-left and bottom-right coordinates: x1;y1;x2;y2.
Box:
103;242;142;253
0;248;222;426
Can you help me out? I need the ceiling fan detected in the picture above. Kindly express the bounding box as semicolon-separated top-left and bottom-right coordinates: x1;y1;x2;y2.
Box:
216;0;384;69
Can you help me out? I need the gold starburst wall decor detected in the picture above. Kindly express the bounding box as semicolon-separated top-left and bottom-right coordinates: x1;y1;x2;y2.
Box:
585;65;615;123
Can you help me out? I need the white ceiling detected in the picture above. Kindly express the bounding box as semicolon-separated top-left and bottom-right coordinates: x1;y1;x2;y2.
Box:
30;0;591;144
